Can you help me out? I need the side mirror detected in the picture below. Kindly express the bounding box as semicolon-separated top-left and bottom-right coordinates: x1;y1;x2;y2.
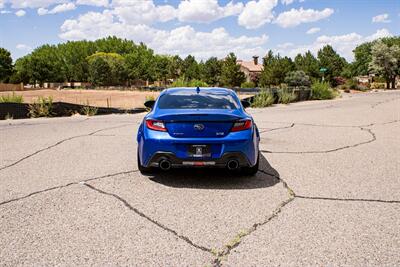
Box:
241;100;251;109
144;100;155;110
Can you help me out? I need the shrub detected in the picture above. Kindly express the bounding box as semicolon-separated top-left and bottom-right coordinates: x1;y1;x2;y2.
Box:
370;82;385;89
284;71;311;87
277;89;296;104
0;92;23;103
251;90;275;108
188;79;208;87
81;101;98;116
311;81;336;100
346;78;358;89
241;81;255;88
29;96;54;118
145;95;155;101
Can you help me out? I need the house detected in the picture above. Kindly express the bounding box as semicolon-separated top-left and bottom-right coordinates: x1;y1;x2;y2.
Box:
237;56;263;83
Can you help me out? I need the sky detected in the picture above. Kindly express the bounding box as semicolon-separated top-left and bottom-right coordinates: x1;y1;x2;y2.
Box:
0;0;399;62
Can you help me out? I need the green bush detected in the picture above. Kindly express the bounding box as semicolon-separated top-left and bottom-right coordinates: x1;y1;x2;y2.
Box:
370;82;385;89
311;81;336;100
29;96;54;118
0;92;24;103
81;101;98;116
345;78;358;89
145;95;155;101
170;77;208;87
251;90;275;108
277;89;296;104
284;70;311;87
241;81;255;88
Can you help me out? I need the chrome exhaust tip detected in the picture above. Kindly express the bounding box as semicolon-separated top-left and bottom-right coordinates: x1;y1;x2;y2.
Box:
227;159;239;170
159;159;171;171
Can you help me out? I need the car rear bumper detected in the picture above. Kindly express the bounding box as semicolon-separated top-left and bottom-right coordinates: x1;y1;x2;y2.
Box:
146;151;251;168
138;127;259;168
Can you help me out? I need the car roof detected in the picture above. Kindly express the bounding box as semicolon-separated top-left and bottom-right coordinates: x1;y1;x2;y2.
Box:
161;87;235;96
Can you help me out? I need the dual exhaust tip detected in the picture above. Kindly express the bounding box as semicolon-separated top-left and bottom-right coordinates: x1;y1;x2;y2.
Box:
159;159;239;171
227;159;239;170
159;159;171;171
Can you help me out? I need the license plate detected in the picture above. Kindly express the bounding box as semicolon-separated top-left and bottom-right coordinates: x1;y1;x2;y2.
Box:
188;145;211;158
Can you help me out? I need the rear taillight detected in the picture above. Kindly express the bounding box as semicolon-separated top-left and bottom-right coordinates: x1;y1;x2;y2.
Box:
146;119;167;132
231;120;252;132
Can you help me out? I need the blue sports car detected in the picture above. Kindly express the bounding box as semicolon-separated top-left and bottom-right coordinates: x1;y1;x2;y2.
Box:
137;87;260;175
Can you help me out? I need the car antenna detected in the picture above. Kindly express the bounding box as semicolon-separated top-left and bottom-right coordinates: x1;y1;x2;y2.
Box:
196;86;200;94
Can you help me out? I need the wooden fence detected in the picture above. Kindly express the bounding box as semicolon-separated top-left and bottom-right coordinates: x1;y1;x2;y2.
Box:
0;83;24;92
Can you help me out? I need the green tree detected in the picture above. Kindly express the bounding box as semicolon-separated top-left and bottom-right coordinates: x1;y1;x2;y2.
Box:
124;43;155;82
167;55;182;80
369;40;400;89
317;45;347;85
352;37;400;77
260;50;294;87
201;57;222;86
9;56;31;84
294;51;320;79
181;55;200;80
27;45;64;86
220;52;245;87
352;42;373;76
153;55;170;84
0;47;13;82
87;52;127;86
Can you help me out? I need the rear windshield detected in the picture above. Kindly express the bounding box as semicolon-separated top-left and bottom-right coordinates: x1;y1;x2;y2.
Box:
157;92;239;109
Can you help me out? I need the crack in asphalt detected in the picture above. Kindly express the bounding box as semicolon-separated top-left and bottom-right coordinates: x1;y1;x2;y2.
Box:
371;96;400;108
0;124;133;172
260;125;377;154
82;183;213;254
0;170;137;206
215;165;400;265
211;197;295;267
210;169;296;266
258;123;295;134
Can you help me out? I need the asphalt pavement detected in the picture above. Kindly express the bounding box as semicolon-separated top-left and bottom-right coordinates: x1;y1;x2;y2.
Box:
0;91;399;266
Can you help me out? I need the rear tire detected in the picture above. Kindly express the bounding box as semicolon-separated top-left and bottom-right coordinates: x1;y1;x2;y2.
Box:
137;151;156;175
241;152;259;176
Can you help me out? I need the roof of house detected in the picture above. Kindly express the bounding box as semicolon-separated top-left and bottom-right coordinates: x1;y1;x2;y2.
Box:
237;60;263;72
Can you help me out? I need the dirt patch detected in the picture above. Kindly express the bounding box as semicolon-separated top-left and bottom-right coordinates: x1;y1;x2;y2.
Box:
0;89;159;109
0;89;253;109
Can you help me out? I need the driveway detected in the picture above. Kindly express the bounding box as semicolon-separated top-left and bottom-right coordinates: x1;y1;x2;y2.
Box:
0;91;399;266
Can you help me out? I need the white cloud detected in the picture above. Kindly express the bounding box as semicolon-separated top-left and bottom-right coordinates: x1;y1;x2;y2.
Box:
0;0;4;8
37;2;75;15
111;0;176;25
365;28;392;42
275;7;334;28
276;28;392;61
15;9;25;16
1;10;12;13
8;0;66;8
277;42;294;49
16;43;32;51
372;13;390;23
177;0;243;23
110;0;243;25
281;0;294;5
306;27;320;34
59;10;268;60
238;0;278;29
76;0;108;7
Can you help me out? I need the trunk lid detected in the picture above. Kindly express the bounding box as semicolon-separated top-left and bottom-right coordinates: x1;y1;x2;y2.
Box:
154;109;242;138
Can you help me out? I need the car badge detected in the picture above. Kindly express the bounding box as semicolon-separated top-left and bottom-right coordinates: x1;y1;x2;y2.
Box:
194;124;205;131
